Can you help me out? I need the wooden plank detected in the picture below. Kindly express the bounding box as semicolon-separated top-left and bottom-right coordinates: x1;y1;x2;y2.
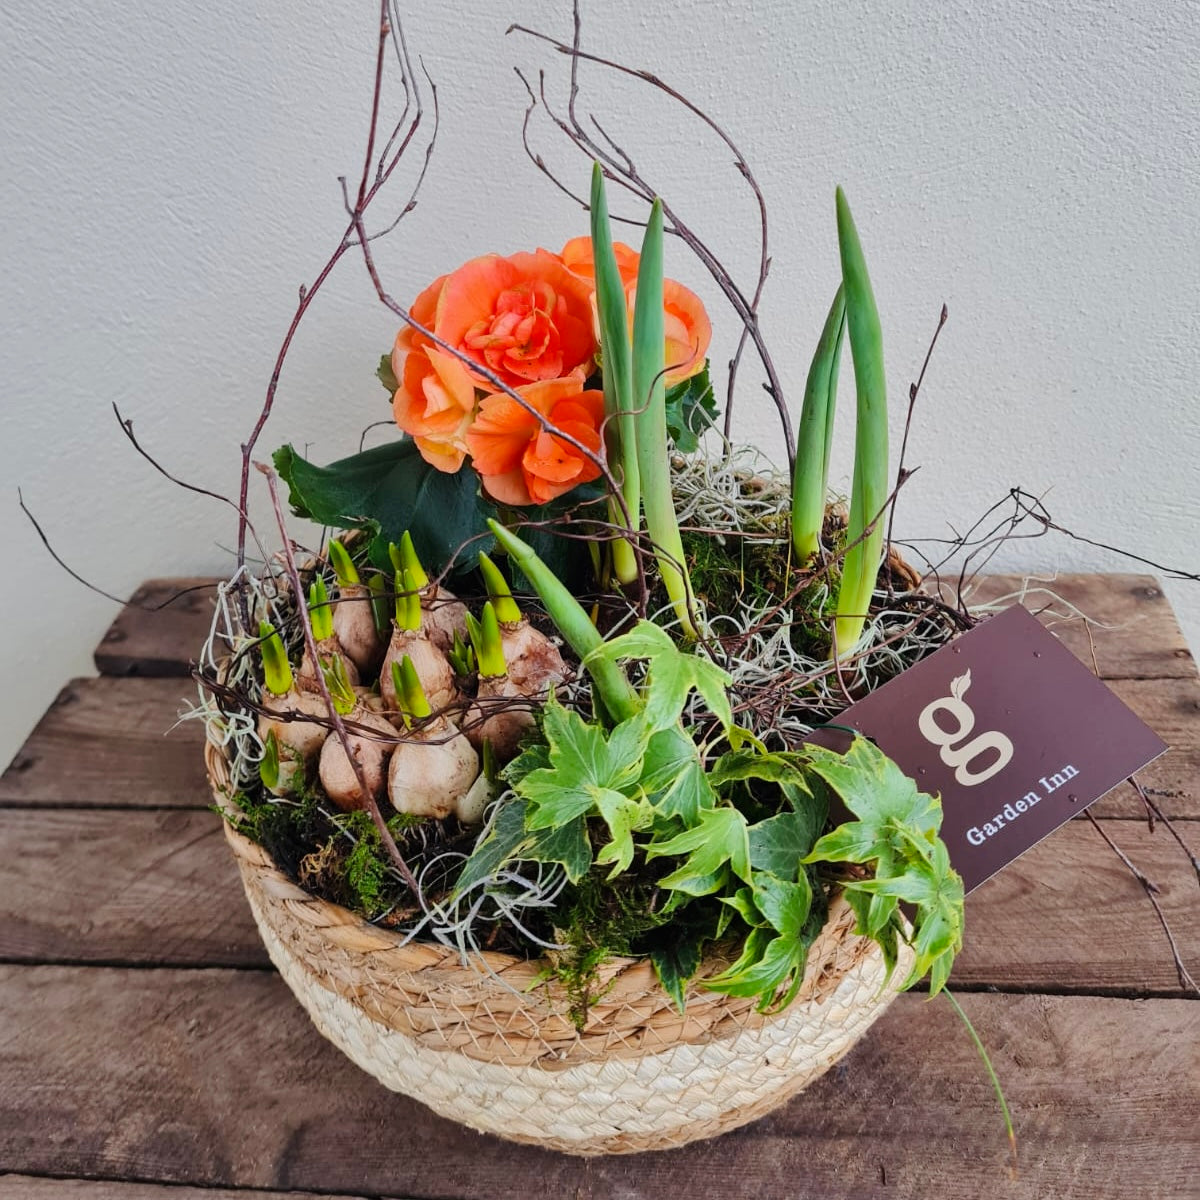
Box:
0;1176;377;1199
1091;677;1200;819
0;966;1194;1199
951;573;1195;680
954;818;1200;995
93;578;219;678
2;808;1195;994
4;669;1195;819
0;678;206;809
96;573;1195;683
0;809;264;968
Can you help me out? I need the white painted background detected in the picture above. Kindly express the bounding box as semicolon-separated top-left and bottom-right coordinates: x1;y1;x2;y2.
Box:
2;0;1197;767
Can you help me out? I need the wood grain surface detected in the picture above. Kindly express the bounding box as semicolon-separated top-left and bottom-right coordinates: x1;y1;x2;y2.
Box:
92;579;222;679
0;967;1194;1200
2;807;1196;995
1;573;1195;1200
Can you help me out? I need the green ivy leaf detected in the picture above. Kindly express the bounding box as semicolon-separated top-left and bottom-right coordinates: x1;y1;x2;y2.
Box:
748;810;823;880
519;813;593;884
593;790;654;878
751;871;812;939
454;796;594;893
721;885;762;927
802;736;940;876
806;736;942;844
802;736;964;996
649;926;706;1013
639;726;716;823
519;701;648;830
664;364;718;454
587;620;732;732
849;837;964;995
646;805;751;894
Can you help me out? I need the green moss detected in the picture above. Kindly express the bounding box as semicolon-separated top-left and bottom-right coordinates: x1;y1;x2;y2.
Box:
550;865;678;1028
680;502;847;660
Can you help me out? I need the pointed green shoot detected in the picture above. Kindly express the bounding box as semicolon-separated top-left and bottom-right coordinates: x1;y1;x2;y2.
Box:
487;519;641;724
446;629;476;677
463;611;483;660
399;654;432;721
394;570;421;633
632;199;698;638
308;576;334;642
259;728;281;790
320;654;357;715
471;602;507;679
791;285;846;564
397;530;429;589
258;620;293;696
389;660;411;728
833;187;889;657
481;736;499;786
591;161;641;585
327;538;359;588
478;551;522;625
367;573;390;635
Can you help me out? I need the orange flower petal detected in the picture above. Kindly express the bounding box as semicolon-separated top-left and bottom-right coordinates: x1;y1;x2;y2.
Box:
414;435;467;474
393;347;476;443
464;395;537;477
434;251;597;389
479;468;533;507
561;236;640;287
392;272;448;369
663;279;712;383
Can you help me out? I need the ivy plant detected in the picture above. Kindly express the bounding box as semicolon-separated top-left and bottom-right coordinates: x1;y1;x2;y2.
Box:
455;618;964;1014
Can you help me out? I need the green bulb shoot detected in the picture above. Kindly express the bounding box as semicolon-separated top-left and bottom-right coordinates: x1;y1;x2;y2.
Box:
487;519;640;724
394;569;421;633
478;551;523;626
632;199;698;639
320;653;357;715
327;538;360;588
308;576;334;642
791;285;846;565
590;161;641;586
832;187;889;658
258;620;293;697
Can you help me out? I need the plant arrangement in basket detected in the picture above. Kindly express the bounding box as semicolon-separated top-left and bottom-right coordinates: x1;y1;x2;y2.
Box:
202;121;968;1018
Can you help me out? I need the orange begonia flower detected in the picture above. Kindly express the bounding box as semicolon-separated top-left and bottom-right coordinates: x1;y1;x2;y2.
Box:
392;345;477;473
433;250;597;389
392;272;447;366
465;376;606;506
561;235;640;288
560;238;712;385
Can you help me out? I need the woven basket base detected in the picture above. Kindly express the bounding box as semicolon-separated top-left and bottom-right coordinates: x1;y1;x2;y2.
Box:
232;846;907;1155
211;735;912;1156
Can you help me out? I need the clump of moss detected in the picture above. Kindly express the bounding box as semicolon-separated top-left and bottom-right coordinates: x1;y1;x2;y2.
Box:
549;865;678;1028
226;779;430;924
681;502;848;660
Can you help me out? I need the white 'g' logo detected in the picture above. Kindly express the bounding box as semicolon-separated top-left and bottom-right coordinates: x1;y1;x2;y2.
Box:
918;670;1013;786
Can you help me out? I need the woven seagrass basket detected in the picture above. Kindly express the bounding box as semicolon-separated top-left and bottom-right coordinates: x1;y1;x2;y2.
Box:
207;736;913;1155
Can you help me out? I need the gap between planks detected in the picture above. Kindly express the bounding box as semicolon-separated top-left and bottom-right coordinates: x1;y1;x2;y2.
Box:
0;1176;391;1200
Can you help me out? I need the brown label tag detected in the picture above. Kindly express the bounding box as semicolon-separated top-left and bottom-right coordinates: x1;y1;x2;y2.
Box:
808;605;1167;892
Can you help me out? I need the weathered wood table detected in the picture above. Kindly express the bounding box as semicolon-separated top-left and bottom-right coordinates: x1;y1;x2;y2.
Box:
2;574;1197;1200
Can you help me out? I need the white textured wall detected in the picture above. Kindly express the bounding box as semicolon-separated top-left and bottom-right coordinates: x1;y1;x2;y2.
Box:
2;0;1197;767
